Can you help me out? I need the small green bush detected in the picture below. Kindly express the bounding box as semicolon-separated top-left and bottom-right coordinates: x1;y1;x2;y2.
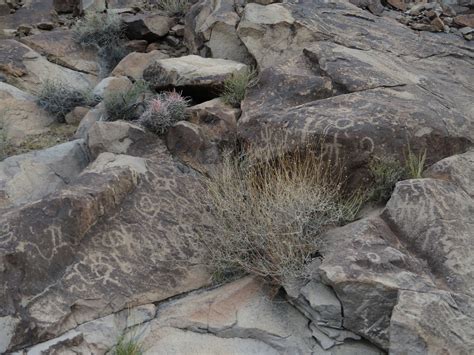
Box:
37;80;94;122
221;68;257;108
368;157;406;202
103;80;149;122
200;143;362;285
156;0;189;17
0;121;11;161
114;336;143;355
138;90;190;134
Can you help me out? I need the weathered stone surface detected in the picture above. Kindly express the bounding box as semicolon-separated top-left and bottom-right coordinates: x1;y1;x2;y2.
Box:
454;14;474;27
166;98;239;173
74;103;106;139
64;106;89;125
53;0;81;14
0;0;53;33
317;216;436;348
92;75;133;101
390;291;474;355
20;30;99;76
0;39;96;93
143;55;248;93
0;139;90;209
124;13;175;40
87;121;156;158
111;50;169;80
237;0;474;168
185;0;254;64
0;84;55;145
1;138;214;351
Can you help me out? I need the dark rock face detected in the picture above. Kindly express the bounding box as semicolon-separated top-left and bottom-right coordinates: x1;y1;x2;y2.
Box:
237;0;474;168
0;139;214;351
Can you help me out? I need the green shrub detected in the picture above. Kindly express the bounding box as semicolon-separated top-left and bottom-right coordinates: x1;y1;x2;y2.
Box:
200;143;362;285
155;0;189;17
103;80;149;122
37;80;94;122
138;90;190;134
368;157;406;202
0;121;11;161
221;68;257;107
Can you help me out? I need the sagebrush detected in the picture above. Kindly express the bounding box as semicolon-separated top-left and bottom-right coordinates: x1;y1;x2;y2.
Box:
221;68;258;107
103;80;149;122
368;157;405;203
200;143;363;284
37;80;94;122
73;12;128;75
155;0;189;16
138;90;190;134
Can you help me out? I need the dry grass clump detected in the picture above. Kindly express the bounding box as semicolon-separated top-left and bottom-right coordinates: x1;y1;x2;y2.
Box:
114;335;143;355
36;80;94;122
221;68;258;108
103;80;149;122
201;143;363;284
155;0;189;17
138;90;190;134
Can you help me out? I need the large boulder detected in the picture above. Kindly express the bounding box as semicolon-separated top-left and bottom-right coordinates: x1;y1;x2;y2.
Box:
0;0;53;33
123;13;176;41
237;0;474;168
300;150;474;352
0;132;215;351
0;139;90;209
0;83;54;145
142;55;247;98
0;40;97;93
185;0;254;64
111;50;169;81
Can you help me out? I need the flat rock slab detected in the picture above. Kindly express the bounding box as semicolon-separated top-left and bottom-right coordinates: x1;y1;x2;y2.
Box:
0;0;53;32
143;54;248;91
1;141;214;351
0;139;90;209
0;39;97;93
20;30;99;76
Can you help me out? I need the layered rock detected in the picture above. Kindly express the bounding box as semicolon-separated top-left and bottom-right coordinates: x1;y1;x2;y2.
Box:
236;0;473;167
0;124;215;351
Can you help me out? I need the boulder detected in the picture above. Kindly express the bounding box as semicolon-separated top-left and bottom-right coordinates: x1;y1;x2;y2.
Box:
123;13;176;41
111;50;169;81
0;139;90;209
1;138;214;351
142;55;247;96
0;0;54;33
0;39;96;93
454;14;474;27
92;75;133;101
52;0;82;14
0;83;55;145
87;121;156;158
64;106;89;125
166;98;239;173
237;0;473;170
20;30;99;76
185;0;254;64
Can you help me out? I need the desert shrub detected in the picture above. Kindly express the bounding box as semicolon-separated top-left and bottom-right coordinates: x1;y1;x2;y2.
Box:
103;80;149;122
155;0;189;17
114;336;143;355
405;145;427;179
221;68;258;107
368;157;406;202
200;143;363;285
138;90;190;134
73;12;128;75
37;80;94;122
73;12;125;48
0;121;11;161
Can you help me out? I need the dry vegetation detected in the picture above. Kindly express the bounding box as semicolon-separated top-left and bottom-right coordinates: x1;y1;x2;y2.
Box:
200;141;363;284
221;68;258;108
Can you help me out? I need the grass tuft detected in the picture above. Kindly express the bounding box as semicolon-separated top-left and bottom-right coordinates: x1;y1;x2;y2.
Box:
405;144;426;179
221;68;258;108
36;79;94;122
200;142;362;285
114;336;143;355
367;157;405;203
